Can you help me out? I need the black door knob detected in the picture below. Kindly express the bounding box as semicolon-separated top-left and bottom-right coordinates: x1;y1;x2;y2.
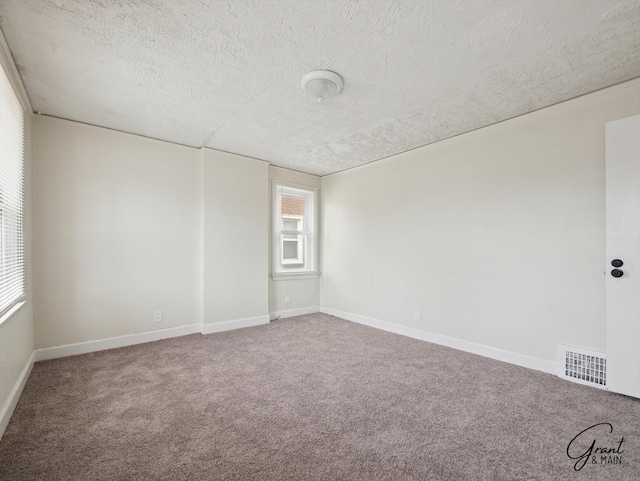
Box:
612;259;624;267
611;269;624;278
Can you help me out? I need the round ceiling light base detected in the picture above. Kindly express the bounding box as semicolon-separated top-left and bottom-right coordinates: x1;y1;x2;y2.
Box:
301;70;344;103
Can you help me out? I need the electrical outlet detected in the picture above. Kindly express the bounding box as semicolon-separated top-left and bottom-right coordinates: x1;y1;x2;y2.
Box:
414;311;421;323
285;295;291;304
153;310;163;323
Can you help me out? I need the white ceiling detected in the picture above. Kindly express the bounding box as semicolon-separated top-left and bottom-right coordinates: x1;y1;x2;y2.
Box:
1;0;639;176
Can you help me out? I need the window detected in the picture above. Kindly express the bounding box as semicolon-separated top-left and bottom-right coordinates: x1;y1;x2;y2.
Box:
0;62;25;317
272;182;317;276
281;215;304;265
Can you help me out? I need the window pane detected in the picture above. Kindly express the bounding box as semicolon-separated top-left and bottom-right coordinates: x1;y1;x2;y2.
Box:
283;218;300;231
281;194;305;216
280;233;307;266
283;239;299;260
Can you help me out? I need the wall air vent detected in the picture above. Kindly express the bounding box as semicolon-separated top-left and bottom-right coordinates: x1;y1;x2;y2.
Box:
559;345;606;389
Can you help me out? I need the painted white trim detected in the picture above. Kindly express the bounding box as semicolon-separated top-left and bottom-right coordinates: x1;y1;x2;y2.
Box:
0;301;25;329
33;315;272;362
320;307;557;375
271;306;320;319
201;315;270;335
271;272;320;280
0;351;35;440
34;324;202;362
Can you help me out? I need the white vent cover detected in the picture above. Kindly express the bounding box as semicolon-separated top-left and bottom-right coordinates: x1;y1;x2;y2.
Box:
559;345;607;389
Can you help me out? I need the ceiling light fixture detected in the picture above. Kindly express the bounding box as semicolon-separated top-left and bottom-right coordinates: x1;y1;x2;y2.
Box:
301;70;344;103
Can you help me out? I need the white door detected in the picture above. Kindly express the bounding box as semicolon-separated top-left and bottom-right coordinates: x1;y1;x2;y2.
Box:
606;114;640;398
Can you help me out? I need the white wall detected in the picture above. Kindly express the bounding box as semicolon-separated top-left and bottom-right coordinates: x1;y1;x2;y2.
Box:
0;301;33;430
32;117;295;345
269;166;321;315
202;148;269;324
321;79;640;363
33;116;202;348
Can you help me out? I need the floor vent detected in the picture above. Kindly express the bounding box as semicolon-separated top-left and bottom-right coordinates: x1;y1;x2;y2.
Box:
559;345;606;388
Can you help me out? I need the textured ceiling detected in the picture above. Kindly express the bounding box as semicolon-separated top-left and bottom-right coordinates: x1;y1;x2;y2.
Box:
1;0;639;176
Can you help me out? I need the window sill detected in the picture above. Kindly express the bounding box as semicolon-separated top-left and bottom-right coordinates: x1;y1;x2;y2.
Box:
271;272;321;281
0;300;26;329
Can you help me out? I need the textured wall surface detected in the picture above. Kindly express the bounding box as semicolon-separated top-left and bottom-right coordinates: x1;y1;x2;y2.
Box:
0;0;639;175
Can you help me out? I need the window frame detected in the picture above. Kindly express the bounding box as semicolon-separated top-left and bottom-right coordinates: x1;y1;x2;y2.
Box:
271;181;318;279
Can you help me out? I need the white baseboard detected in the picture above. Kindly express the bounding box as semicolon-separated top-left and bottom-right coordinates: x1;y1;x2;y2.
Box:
34;324;203;362
201;314;270;334
34;315;271;362
0;350;35;440
320;306;557;375
271;306;320;319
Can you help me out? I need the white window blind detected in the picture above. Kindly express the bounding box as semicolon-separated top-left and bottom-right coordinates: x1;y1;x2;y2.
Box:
0;62;25;317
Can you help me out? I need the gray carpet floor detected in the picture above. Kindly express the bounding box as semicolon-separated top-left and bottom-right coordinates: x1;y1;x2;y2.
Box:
1;313;639;480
